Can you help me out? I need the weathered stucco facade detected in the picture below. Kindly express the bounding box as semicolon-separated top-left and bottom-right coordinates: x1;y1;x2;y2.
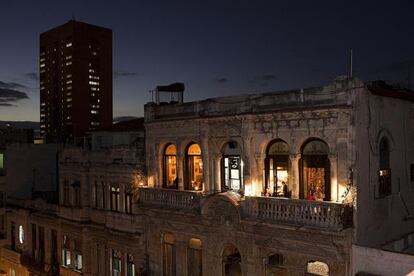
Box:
1;77;414;276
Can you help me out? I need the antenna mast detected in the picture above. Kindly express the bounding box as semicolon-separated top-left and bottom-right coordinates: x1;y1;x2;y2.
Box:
349;49;353;78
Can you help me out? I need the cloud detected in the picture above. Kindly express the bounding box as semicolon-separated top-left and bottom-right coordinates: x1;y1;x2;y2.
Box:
0;81;26;89
0;88;29;106
216;77;229;84
113;70;138;79
25;72;39;81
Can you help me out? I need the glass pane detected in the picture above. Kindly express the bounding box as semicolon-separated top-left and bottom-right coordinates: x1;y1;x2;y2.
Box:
188;144;201;155
231;179;240;190
304;167;325;200
268;141;289;155
230;169;239;180
276;169;288;196
166;156;177;188
302;140;329;155
66;250;71;265
165;144;176;155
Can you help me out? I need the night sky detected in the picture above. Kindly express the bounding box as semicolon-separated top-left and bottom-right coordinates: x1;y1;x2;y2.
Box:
1;0;413;121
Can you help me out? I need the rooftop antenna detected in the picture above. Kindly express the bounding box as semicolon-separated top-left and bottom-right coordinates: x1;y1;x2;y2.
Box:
349;49;353;78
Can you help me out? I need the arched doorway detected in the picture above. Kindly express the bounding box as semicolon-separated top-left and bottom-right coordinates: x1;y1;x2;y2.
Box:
221;141;243;193
300;139;330;201
265;139;290;197
163;144;177;189
185;143;203;191
222;245;241;276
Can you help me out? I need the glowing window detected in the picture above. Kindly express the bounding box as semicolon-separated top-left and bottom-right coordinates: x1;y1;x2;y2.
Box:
265;139;290;197
185;144;203;191
163;144;177;189
378;137;391;197
18;225;24;244
301;139;330;201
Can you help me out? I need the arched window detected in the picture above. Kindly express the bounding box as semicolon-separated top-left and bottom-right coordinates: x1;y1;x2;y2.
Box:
378;137;391;197
221;141;243;193
265;140;290;197
265;253;285;275
300;139;330;201
163;144;177;189
188;238;202;276
185;144;203;191
163;233;176;276
222;245;241;276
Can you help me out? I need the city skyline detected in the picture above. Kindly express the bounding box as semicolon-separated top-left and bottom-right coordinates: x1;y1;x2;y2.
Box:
1;0;414;122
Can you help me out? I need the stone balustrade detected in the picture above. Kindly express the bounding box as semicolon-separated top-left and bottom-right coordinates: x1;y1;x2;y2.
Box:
242;196;352;231
137;188;352;230
138;187;203;211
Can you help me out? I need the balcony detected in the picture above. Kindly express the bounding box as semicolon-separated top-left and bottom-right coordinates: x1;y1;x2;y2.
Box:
138;187;203;212
242;196;352;231
137;188;352;231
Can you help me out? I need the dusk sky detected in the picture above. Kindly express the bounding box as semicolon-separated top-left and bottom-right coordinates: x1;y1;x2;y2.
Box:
1;0;413;122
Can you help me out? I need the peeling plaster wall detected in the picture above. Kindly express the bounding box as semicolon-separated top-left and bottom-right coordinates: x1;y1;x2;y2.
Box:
354;87;414;246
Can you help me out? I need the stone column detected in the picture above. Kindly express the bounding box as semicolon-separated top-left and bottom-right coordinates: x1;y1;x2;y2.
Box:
242;137;252;193
329;153;338;202
291;153;301;199
82;173;89;207
214;156;221;193
156;146;162;188
119;183;125;213
201;138;210;193
177;152;184;191
255;153;264;196
105;181;110;211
